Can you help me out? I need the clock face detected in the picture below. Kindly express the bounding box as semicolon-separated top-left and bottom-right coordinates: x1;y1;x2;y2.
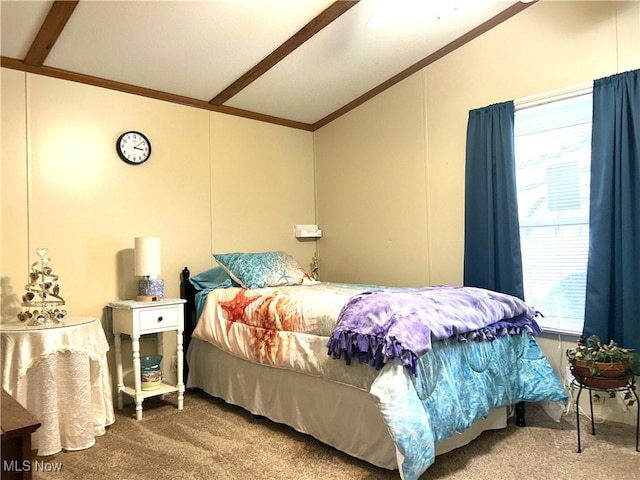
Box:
116;131;151;165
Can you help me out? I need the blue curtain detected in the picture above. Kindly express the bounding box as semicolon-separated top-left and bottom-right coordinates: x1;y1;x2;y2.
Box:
463;101;524;300
583;69;640;356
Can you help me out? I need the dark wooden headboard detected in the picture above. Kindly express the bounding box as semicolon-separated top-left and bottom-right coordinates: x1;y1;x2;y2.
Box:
180;267;200;383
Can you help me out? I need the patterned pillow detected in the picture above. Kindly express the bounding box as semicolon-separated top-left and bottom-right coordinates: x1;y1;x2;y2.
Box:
213;251;316;289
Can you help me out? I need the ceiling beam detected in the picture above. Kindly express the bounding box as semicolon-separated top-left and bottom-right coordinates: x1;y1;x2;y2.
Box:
209;0;359;106
24;0;80;66
1;56;314;131
313;1;536;130
4;0;535;132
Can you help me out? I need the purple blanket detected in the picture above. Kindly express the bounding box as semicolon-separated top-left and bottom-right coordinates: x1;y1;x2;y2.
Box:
326;286;542;375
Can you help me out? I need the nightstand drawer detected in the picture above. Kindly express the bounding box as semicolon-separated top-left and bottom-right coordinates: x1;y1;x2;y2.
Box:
138;306;179;332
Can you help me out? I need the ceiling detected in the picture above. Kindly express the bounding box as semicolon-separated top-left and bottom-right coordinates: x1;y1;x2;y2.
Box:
1;1;534;131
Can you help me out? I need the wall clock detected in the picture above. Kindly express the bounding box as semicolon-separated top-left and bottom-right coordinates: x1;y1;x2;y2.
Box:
116;131;151;165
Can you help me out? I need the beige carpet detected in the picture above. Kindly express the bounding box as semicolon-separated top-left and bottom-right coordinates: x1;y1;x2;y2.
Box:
34;389;639;480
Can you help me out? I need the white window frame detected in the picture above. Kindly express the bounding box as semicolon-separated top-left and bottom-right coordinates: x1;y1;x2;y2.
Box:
514;85;593;335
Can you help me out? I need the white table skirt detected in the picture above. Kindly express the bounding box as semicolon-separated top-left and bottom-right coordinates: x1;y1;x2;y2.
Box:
1;317;115;456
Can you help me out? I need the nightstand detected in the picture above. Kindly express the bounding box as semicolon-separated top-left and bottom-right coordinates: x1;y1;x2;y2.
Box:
109;298;186;420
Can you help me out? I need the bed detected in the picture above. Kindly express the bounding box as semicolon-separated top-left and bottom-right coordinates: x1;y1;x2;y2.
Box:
181;252;568;480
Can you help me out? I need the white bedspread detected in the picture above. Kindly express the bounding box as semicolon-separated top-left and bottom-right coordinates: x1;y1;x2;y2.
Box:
192;283;379;389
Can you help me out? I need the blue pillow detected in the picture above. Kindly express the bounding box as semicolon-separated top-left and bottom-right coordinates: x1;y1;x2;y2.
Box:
213;251;316;289
189;266;236;291
189;266;240;318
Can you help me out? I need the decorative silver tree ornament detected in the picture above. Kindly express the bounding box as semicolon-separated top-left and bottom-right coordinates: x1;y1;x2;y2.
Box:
17;248;67;326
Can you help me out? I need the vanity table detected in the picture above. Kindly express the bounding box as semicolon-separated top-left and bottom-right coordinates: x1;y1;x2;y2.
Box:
0;317;115;456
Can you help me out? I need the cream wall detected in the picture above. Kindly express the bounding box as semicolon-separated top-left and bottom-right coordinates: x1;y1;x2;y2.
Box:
425;0;639;286
316;1;639;286
1;69;316;386
1;69;28;322
314;1;639;424
1;73;316;316
314;73;429;287
210;113;316;264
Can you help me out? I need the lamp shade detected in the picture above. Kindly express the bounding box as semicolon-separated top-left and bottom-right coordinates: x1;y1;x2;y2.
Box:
134;237;161;277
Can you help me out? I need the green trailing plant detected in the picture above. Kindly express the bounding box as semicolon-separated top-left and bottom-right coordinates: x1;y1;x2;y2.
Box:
567;335;639;373
566;334;639;406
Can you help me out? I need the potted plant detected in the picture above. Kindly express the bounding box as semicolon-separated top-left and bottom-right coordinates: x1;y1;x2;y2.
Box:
566;335;639;397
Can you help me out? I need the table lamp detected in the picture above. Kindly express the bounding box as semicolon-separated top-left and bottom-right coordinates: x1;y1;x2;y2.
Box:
134;237;164;301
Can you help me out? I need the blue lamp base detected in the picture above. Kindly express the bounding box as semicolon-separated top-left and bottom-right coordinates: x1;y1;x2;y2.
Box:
137;278;164;302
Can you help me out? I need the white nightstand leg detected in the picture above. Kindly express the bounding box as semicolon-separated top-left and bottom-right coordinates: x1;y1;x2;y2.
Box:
114;332;124;410
132;335;143;420
177;327;184;410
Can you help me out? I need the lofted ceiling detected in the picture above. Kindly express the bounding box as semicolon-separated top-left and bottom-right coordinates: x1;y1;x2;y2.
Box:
1;0;535;131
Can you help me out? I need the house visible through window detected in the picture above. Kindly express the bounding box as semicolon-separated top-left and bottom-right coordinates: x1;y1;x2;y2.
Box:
514;92;592;334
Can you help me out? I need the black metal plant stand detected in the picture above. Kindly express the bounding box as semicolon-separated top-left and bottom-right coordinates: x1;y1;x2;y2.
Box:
572;373;639;453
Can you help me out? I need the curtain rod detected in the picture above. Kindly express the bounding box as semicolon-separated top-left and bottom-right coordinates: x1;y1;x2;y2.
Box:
514;82;593;111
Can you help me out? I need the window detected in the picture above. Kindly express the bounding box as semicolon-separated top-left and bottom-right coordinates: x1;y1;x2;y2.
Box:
514;92;592;334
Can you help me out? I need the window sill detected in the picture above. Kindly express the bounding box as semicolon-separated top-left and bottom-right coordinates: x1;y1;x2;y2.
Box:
538;325;582;339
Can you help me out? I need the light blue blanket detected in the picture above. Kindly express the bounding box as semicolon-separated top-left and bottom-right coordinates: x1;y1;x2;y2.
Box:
371;333;568;480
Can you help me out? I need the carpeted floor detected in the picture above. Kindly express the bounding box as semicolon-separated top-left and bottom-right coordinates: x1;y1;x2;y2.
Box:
33;389;639;480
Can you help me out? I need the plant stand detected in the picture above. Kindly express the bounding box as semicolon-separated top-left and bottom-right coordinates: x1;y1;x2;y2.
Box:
571;373;638;453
